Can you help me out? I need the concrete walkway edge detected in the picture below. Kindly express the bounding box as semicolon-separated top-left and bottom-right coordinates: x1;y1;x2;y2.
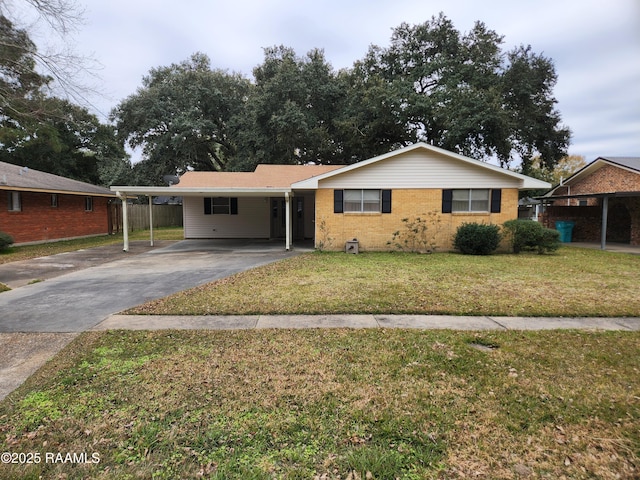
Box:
94;314;640;331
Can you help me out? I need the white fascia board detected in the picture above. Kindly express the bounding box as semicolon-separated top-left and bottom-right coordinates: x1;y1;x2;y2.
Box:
110;186;291;197
520;177;552;190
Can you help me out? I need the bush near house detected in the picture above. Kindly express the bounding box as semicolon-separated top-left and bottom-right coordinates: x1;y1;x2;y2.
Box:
453;222;501;255
503;219;560;254
0;232;14;251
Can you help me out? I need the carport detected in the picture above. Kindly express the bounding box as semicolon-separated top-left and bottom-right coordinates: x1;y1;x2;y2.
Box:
110;185;296;252
538;191;640;250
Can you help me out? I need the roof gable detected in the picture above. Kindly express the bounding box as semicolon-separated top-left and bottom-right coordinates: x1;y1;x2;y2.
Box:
546;156;640;195
292;143;550;190
0;161;114;196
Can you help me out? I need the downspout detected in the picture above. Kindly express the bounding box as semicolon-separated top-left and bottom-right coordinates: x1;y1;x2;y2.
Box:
116;191;129;252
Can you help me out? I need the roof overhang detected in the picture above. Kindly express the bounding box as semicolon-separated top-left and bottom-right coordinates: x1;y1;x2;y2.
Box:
110;186;292;197
538;191;640;201
0;185;116;197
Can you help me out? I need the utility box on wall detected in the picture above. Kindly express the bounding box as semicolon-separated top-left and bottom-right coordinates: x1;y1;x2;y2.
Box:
345;239;359;254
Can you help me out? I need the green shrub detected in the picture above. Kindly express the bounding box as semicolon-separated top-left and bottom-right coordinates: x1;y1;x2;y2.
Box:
502;219;560;254
453;223;501;255
0;232;14;251
537;228;561;254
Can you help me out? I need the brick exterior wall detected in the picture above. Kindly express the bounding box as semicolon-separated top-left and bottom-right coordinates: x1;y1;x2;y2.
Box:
563;165;640;207
542;198;640;245
315;188;519;252
0;191;112;244
544;164;640;245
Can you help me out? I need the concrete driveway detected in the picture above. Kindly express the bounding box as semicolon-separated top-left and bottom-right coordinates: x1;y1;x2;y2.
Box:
0;239;305;333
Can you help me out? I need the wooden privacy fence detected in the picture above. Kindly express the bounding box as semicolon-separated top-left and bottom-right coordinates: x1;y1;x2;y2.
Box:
109;204;183;232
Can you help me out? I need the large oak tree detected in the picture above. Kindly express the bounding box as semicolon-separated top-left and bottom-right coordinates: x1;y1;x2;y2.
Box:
112;53;250;182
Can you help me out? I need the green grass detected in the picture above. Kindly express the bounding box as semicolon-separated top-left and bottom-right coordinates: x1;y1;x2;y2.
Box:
0;227;184;265
0;329;638;479
129;247;640;317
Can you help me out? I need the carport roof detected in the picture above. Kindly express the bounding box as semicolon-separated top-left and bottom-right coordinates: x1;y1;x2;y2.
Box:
110;164;343;196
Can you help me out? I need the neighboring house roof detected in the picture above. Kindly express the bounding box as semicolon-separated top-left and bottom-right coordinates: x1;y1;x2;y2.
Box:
292;142;550;190
0;161;115;197
544;156;640;197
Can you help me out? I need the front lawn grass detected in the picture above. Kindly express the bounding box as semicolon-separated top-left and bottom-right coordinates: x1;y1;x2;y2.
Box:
0;329;638;479
0;227;184;265
129;247;640;317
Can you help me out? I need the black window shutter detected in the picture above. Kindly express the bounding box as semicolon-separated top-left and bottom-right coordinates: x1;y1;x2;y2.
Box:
442;189;453;213
490;189;502;213
334;190;344;213
230;197;238;215
204;197;212;215
381;189;392;213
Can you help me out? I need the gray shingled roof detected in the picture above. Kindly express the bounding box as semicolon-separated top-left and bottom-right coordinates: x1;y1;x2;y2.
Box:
599;157;640;172
0;161;114;196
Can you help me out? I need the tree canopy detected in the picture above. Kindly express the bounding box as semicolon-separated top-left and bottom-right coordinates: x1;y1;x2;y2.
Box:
112;53;250;182
111;14;571;182
354;14;570;172
0;5;129;186
2;9;572;187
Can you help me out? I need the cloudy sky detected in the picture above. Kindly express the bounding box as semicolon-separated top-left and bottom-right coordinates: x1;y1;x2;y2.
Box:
24;0;640;163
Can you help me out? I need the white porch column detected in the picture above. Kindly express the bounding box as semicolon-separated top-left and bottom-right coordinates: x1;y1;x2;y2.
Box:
118;192;129;252
148;195;154;247
285;192;291;251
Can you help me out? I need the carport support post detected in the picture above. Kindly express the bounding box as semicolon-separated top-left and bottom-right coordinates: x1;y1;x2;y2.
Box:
117;191;129;252
285;191;291;251
601;195;609;250
148;195;154;247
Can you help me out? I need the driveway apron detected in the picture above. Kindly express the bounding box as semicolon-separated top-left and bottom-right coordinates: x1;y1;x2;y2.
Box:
0;241;302;333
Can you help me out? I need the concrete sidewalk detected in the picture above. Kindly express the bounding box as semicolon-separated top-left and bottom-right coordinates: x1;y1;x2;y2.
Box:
95;314;640;331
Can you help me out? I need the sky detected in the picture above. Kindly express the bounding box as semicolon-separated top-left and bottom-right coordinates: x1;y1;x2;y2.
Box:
19;0;640;164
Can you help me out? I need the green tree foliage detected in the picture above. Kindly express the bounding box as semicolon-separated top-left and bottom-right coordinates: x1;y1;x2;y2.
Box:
0;97;129;186
525;154;586;186
112;53;251;181
232;46;344;170
0;12;128;187
0;15;52;144
110;14;571;182
352;13;570;170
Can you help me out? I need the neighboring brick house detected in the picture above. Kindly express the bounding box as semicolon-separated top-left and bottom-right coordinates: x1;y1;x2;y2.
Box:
542;157;640;246
0;161;118;244
111;143;549;251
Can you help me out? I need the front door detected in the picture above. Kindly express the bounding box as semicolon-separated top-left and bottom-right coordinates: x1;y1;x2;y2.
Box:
271;199;286;238
271;197;305;240
294;197;304;241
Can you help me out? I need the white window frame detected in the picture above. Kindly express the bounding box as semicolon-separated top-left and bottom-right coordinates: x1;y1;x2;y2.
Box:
51;194;58;208
344;189;381;213
85;196;93;212
8;191;21;211
212;197;230;215
452;189;490;212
